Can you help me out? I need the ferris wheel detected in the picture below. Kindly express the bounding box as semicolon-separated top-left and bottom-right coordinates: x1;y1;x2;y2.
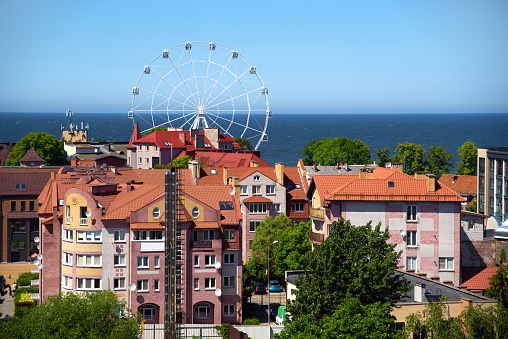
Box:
129;41;271;150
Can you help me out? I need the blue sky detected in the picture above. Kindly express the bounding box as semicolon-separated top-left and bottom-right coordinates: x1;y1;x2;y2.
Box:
1;0;507;114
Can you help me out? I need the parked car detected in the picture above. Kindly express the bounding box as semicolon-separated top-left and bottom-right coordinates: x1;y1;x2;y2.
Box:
268;280;282;292
253;283;266;294
270;303;280;321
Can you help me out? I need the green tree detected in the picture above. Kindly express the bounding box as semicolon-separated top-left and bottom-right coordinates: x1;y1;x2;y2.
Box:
0;290;140;338
302;137;371;166
273;221;312;277
153;155;194;169
276;295;402;339
392;142;426;175
143;126;167;137
376;147;391;168
456;140;477;175
425;145;453;178
234;137;253;151
5;132;64;166
288;218;410;325
467;197;477;213
486;250;508;309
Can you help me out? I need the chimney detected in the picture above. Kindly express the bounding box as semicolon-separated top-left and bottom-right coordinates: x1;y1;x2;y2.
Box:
313;163;317;171
195;134;205;148
179;132;186;144
336;163;340;169
126;180;135;191
426;173;436;192
250;160;258;168
414;284;426;302
344;162;349;171
414;172;428;180
188;160;200;181
223;167;228;185
391;162;403;172
430;277;440;282
358;168;373;179
460;297;473;313
275;162;284;185
111;167;117;174
204;128;219;148
229;176;240;201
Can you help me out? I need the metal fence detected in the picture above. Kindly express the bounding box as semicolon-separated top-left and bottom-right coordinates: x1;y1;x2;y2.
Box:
142;324;222;339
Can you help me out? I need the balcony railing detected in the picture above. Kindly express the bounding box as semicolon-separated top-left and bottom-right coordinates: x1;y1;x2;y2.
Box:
80;217;87;225
309;207;325;220
31;279;39;287
309;230;325;243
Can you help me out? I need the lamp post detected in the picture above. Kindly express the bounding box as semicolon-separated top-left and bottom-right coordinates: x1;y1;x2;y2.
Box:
267;240;278;325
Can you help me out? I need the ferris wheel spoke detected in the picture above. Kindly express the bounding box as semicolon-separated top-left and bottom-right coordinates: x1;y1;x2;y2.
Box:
188;50;201;106
150;68;198;109
201;49;213;106
202;56;233;107
137;86;197;110
167;54;200;107
212;113;264;134
204;67;251;107
204;87;261;110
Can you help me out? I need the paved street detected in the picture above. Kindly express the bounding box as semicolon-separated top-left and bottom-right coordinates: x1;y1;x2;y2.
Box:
244;291;286;324
0;262;34;319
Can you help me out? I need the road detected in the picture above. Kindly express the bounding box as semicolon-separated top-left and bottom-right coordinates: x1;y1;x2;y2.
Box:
244;291;286;324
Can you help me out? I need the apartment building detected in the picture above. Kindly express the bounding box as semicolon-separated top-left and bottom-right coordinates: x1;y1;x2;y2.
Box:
306;167;465;285
38;167;242;324
477;147;508;221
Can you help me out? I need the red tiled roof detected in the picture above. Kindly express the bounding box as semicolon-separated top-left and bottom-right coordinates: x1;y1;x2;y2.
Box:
462;267;498;290
193;221;220;229
195;151;271;167
243;195;273;203
20;148;44;163
439;174;477;195
131;222;164;230
127;122;141;149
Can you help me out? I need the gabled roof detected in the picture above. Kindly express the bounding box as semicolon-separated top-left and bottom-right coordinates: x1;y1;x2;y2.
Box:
243;195;273;203
195;151;270;168
439;174;477;195
127;122;141;149
102;185;164;220
308;168;464;203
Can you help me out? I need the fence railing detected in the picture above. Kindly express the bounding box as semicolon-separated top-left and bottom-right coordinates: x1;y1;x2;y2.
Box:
142;324;222;339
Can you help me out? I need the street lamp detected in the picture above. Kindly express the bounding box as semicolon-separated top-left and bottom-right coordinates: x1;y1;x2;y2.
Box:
267;240;278;325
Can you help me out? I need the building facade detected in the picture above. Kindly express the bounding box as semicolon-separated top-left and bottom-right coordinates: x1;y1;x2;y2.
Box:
477;147;508;221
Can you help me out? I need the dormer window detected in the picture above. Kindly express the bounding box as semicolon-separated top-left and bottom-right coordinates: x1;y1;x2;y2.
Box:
210;169;217;175
295;184;301;189
253;175;260;181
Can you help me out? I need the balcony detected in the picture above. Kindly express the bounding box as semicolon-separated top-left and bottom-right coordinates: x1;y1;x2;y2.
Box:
309;207;325;220
190;239;221;250
31;279;39;287
80;217;87;226
309;231;325;244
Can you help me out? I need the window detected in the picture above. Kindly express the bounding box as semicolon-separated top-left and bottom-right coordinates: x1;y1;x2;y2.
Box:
271;203;280;212
467;220;475;230
114;230;126;242
490;197;494;209
63;252;73;266
249;203;267;214
137;256;149;268
224;253;235;264
77;278;101;290
63;276;73;289
153;207;160;219
145;158;149;165
15;183;26;190
439;257;454;271
210;169;217;175
194;255;199;267
114;277;125;290
249;221;260;232
80;206;88;225
64;229;73;241
76;231;101;242
490;178;494;190
204;278;216;290
224;304;235;317
203;230;215;240
132;230;163;241
11;201;15;211
77;254;101;267
240;185;247;195
407;205;417;221
266;185;275;194
291;203;304;212
137;279;149;292
479;158;485;174
480;176;485;191
192;207;200;218
195;303;211;319
479;194;485;211
223;276;235;287
224;229;235;240
140;304;156;321
154;256;160;268
490;161;494;172
138;157;142;165
114;254;126;266
154;279;159;292
252;185;261;195
205;255;216;267
249;239;253;250
253;175;260;181
407;231;417;247
406;257;417;270
194;278;199;290
20;201;26;211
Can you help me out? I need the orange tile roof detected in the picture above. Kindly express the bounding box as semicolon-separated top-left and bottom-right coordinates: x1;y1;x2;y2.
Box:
103;186;165;220
195;151;271;167
462;267;498;290
284;167;307;200
193;221;220;229
243;195;273;203
131;222;164;230
439;174;477;195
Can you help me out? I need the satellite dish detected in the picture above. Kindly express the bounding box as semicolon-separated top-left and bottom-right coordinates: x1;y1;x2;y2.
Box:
85;210;92;217
33;259;39;265
37;254;43;260
215;288;222;297
399;229;405;236
34;237;40;243
214;261;221;269
129;283;136;291
37;264;43;270
229;189;235;196
37;245;40;250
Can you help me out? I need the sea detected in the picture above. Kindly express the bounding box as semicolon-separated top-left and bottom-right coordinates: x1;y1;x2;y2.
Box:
0;112;507;170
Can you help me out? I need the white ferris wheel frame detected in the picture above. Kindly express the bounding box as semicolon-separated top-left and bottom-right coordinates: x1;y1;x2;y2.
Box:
130;41;271;150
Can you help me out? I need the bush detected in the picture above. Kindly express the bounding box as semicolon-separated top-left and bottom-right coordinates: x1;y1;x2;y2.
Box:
243;316;260;325
14;301;35;319
14;286;39;295
15;272;38;286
